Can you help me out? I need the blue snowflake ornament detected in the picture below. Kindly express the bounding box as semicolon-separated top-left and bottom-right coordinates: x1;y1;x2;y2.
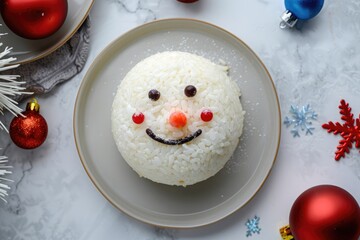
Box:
284;104;317;137
245;215;261;237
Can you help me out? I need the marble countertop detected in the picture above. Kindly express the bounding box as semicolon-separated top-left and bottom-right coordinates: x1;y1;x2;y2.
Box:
1;0;360;239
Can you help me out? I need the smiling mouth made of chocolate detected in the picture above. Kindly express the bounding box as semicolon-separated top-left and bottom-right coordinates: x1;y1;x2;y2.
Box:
146;128;202;145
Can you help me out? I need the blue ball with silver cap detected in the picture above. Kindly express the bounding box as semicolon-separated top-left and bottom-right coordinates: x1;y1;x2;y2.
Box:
280;0;324;28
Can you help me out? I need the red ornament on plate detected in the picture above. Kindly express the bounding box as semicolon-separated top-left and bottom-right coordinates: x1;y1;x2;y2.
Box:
281;185;360;240
0;0;68;39
322;99;360;160
10;99;48;149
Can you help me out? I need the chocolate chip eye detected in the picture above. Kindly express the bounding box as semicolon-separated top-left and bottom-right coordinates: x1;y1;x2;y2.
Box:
184;85;197;97
148;89;160;101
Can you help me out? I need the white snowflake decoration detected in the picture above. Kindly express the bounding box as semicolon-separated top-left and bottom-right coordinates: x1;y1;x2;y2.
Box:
284;104;318;137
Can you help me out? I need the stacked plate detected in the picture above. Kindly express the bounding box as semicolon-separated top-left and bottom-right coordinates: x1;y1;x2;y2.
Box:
0;0;94;64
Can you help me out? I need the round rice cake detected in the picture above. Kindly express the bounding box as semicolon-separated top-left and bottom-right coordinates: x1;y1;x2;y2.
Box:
111;51;245;186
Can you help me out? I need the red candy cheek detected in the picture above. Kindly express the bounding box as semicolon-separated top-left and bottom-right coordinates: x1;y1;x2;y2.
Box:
132;112;145;124
200;109;213;122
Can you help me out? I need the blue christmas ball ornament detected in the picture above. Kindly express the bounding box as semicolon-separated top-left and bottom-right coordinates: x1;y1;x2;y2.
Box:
280;0;324;28
286;0;324;20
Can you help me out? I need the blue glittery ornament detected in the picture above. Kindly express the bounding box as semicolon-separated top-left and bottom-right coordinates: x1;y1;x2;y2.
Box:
280;0;324;28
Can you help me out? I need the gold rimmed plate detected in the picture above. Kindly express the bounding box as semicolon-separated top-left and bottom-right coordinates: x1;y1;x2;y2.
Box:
0;0;94;64
74;18;280;228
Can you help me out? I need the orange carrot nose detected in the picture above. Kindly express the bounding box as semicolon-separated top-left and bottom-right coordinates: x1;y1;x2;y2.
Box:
169;111;187;128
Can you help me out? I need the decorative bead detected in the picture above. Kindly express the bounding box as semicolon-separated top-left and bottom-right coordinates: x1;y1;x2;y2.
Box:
169;111;187;128
184;85;197;97
132;112;145;124
148;89;160;101
200;109;213;122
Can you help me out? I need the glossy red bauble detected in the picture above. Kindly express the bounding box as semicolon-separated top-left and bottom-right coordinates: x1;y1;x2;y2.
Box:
0;0;68;39
177;0;199;3
290;185;360;240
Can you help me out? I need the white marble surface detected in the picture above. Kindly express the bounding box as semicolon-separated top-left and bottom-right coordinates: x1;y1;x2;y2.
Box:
1;0;360;239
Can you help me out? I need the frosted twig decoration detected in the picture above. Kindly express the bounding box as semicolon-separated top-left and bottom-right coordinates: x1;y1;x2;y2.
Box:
0;25;29;203
0;156;13;203
0;44;27;131
0;25;31;131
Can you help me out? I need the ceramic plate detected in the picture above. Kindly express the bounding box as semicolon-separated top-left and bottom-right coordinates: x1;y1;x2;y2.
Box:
74;19;280;228
0;0;94;64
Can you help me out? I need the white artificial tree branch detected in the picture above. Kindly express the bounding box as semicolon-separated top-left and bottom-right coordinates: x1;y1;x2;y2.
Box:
0;157;13;203
0;25;30;203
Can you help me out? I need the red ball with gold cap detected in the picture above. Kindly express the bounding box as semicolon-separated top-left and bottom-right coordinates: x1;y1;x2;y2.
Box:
9;98;48;149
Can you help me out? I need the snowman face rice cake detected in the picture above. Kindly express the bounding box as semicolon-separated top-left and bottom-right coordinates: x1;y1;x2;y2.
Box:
111;51;245;186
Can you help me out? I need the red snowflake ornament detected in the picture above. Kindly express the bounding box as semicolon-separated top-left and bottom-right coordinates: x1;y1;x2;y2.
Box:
322;99;360;160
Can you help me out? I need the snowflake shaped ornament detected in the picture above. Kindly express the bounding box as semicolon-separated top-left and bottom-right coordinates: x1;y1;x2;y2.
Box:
322;99;360;161
245;215;261;237
284;104;318;137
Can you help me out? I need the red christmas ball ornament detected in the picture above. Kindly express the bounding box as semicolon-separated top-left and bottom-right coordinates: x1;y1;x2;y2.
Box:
177;0;199;3
0;0;68;39
10;99;48;149
281;185;360;240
